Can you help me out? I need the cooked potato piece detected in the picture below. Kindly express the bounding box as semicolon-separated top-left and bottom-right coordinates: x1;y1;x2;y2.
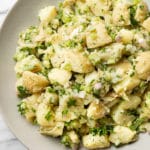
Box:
68;131;80;144
15;55;42;75
39;6;57;25
140;122;150;132
109;126;136;146
20;94;41;122
51;51;94;73
41;91;59;105
63;0;76;6
135;51;150;80
86;0;111;16
22;71;49;93
113;76;140;94
112;108;134;126
55;95;86;122
112;1;131;26
36;102;55;126
55;106;86;122
116;29;134;44
120;95;141;110
134;31;150;50
40;122;64;137
48;68;72;85
135;1;148;22
113;60;131;78
112;95;141;125
140;92;150;119
83;134;110;149
86;21;112;49
103;92;120;108
142;17;150;32
85;71;99;85
65;51;94;73
87;101;106;120
89;43;125;65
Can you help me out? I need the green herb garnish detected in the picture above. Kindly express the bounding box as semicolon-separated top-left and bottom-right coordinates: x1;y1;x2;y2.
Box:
45;111;52;121
67;98;76;107
17;86;30;98
90;125;114;136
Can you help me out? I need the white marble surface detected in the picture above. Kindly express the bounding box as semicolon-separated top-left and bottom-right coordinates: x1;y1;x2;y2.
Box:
0;0;26;149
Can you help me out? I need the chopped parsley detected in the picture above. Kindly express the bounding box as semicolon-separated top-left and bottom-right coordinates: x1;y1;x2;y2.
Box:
67;98;76;107
45;111;52;121
90;125;114;136
17;101;28;115
130;118;145;131
72;83;81;92
61;135;71;147
17;86;30;98
130;6;139;26
61;40;77;48
126;109;139;117
62;109;68;115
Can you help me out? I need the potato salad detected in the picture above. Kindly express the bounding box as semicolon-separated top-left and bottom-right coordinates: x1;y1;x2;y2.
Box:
14;0;150;149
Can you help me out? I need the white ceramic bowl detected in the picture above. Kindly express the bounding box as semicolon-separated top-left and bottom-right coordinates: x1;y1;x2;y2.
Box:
0;0;149;150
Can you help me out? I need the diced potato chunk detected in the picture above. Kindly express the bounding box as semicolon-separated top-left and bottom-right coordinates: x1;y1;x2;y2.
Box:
48;68;72;85
113;76;140;94
68;131;80;144
89;43;125;65
135;51;150;80
87;101;106;120
65;51;94;73
36;102;55;126
109;126;136;146
15;55;42;75
83;134;110;149
21;94;41;122
120;95;141;110
39;6;57;25
142;17;150;32
86;0;111;16
134;30;150;50
40;122;64;137
135;1;148;22
63;0;76;7
112;1;131;26
116;29;134;44
86;22;112;49
140;122;150;132
140;92;150;119
112;95;141;125
112;60;131;78
22;71;49;93
85;71;99;85
51;51;94;73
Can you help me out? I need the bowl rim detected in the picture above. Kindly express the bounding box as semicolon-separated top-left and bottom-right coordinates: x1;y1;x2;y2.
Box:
0;0;28;149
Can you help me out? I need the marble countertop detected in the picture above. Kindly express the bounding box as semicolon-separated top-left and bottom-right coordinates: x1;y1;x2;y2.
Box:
0;0;26;149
